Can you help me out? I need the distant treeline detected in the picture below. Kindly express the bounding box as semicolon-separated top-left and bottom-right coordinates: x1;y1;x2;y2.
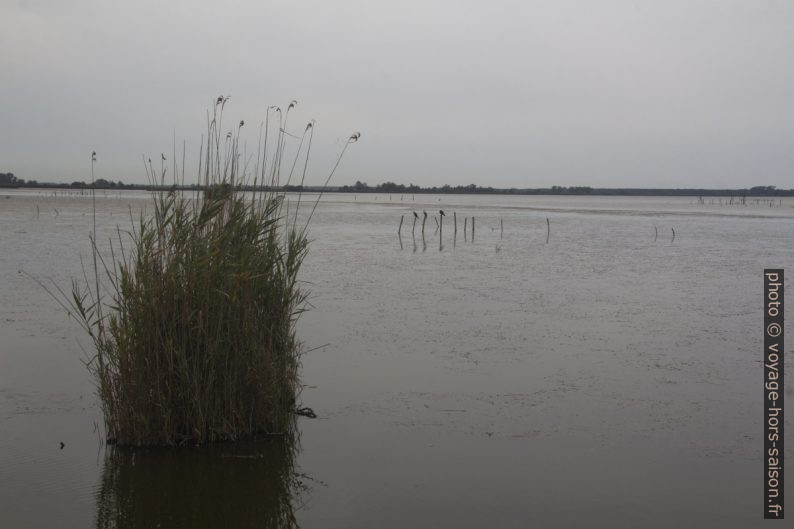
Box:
1;172;792;197
0;173;132;189
0;172;40;187
336;181;793;197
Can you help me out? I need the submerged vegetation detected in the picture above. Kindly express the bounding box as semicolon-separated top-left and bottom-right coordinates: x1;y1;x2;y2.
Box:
50;97;358;446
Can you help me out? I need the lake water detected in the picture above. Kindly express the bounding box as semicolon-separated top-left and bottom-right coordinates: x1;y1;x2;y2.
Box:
1;190;792;528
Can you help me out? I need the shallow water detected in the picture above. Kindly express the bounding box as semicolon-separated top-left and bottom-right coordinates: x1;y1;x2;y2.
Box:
1;190;792;528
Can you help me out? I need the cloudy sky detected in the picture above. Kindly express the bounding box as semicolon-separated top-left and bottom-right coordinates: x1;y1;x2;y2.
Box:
1;0;792;188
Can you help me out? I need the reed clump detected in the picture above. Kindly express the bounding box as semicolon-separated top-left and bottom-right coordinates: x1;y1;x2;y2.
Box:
64;98;357;446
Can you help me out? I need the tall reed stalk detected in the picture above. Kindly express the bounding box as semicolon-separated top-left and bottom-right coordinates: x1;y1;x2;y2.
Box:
62;98;358;446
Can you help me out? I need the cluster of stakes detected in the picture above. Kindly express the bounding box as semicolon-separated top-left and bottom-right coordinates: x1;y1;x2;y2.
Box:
396;210;531;252
396;212;678;251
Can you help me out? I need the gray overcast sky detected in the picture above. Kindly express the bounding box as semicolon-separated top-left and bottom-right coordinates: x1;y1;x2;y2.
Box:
1;0;793;188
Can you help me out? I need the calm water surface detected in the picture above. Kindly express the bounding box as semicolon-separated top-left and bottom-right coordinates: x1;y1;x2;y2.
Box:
0;190;792;528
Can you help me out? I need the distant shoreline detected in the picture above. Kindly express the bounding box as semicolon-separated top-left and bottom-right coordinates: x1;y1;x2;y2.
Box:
3;182;793;197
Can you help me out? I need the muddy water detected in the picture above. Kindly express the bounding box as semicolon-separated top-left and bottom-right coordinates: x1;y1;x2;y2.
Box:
0;190;792;528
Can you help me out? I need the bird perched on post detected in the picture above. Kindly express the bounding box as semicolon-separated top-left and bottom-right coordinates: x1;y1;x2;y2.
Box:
439;210;445;217
413;211;419;219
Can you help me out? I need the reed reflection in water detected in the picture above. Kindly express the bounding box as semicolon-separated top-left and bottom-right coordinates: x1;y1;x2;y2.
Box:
95;433;304;529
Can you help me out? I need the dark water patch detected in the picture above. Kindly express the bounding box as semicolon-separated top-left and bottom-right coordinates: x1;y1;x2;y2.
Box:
95;437;304;529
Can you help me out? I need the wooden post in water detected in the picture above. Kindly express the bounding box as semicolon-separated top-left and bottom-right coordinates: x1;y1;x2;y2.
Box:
453;212;457;233
464;217;468;241
545;218;550;244
438;213;443;250
671;227;676;242
472;216;475;240
500;219;503;240
654;225;658;242
398;215;404;235
422;211;427;237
